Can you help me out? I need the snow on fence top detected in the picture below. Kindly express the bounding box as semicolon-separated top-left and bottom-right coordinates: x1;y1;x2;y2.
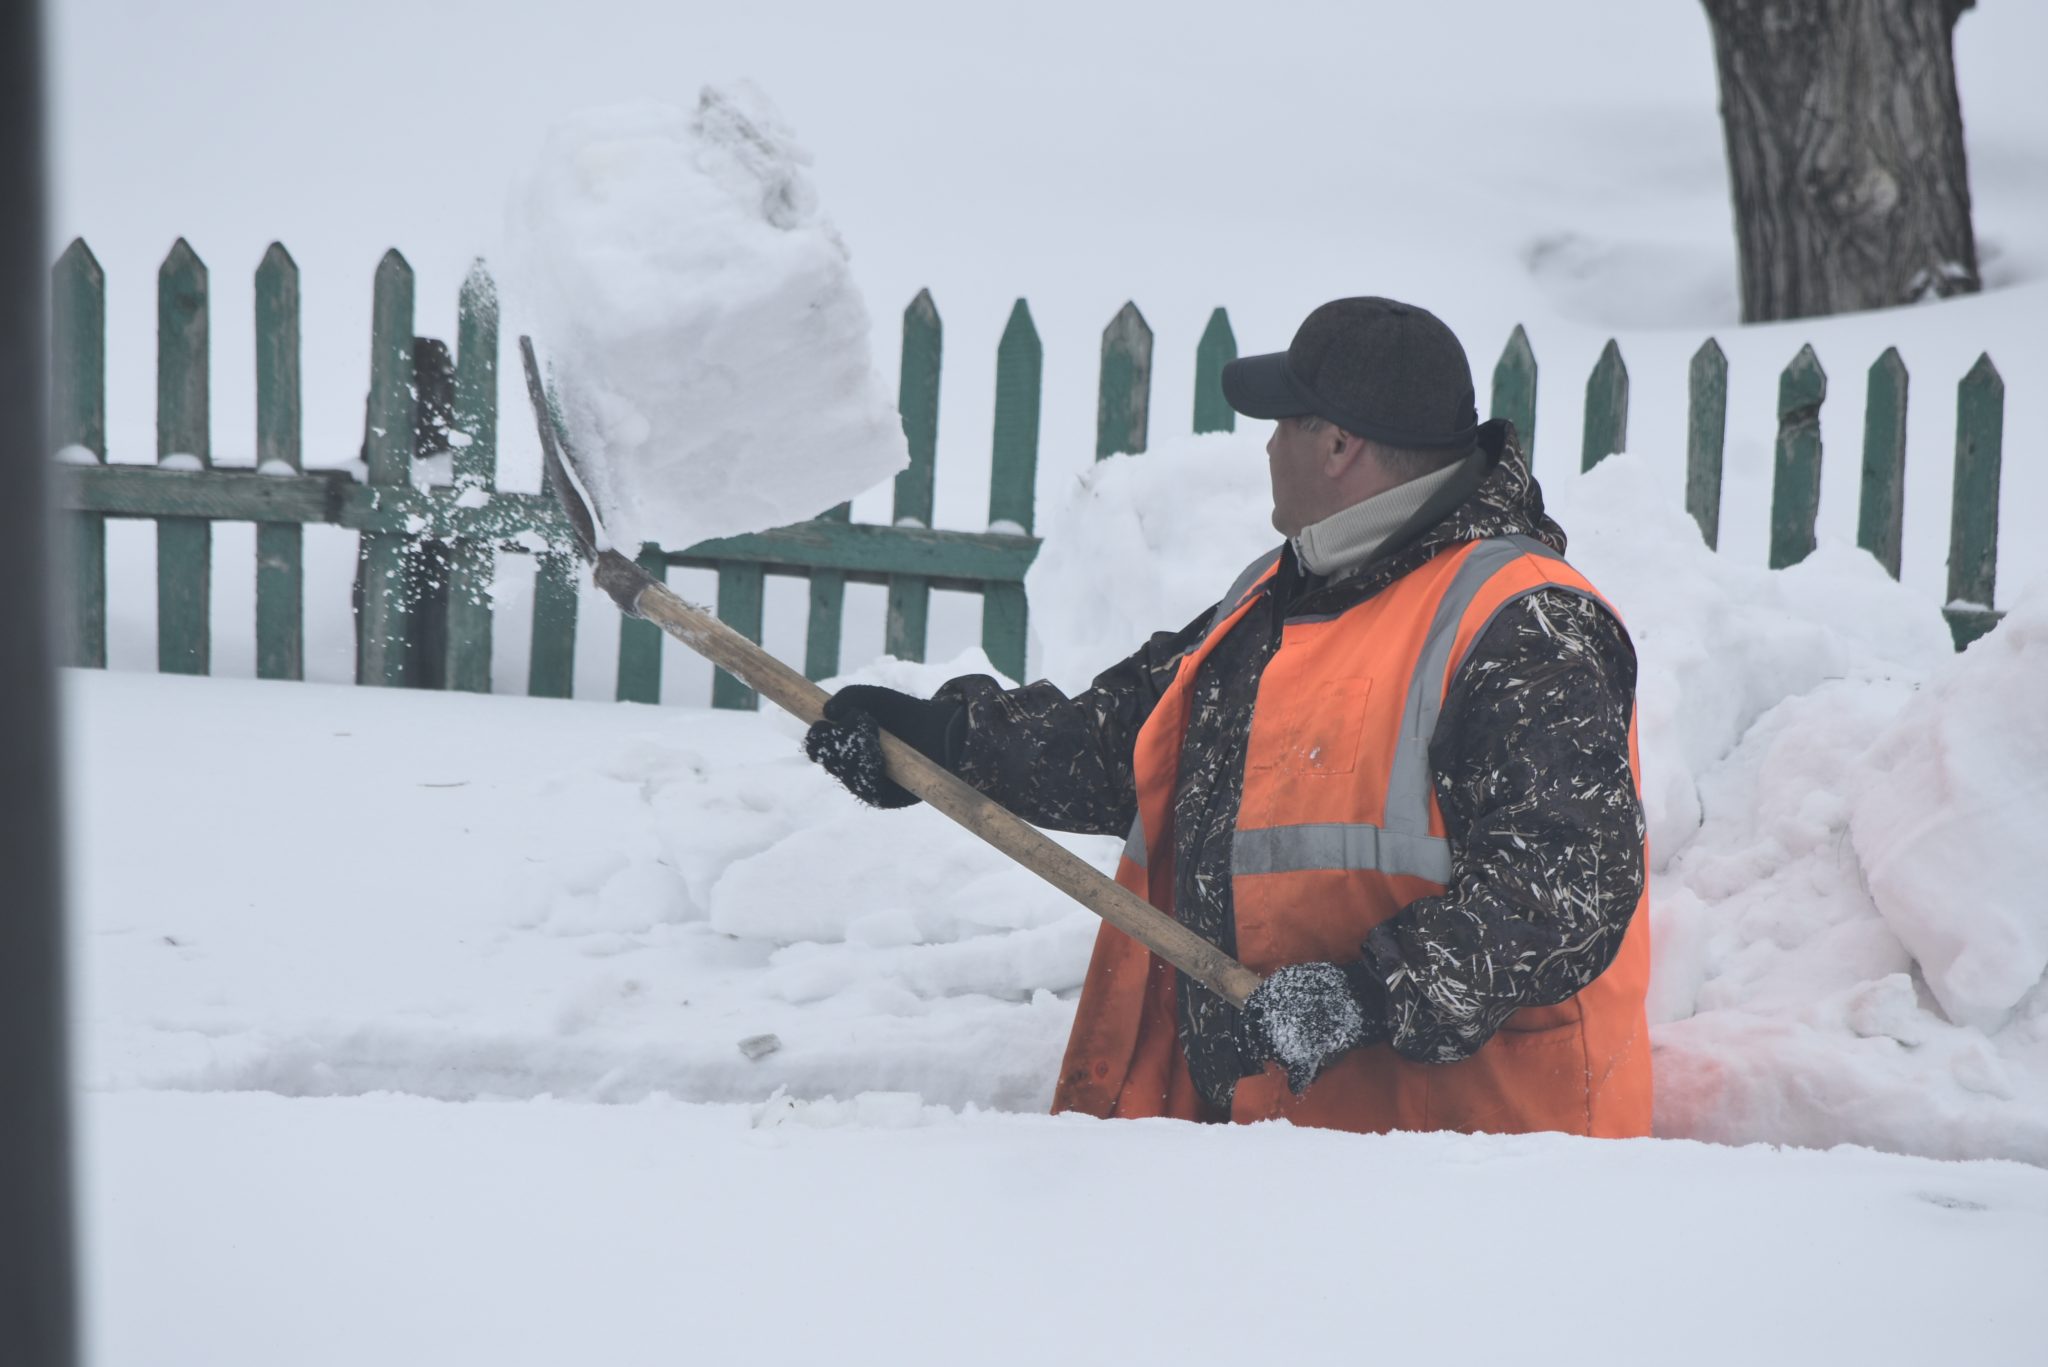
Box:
48;237;2009;708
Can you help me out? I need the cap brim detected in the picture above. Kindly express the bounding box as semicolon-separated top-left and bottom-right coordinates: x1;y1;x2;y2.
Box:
1220;351;1314;420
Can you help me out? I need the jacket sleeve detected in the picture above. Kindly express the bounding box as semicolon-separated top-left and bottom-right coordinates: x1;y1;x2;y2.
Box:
929;609;1210;837
1360;588;1647;1064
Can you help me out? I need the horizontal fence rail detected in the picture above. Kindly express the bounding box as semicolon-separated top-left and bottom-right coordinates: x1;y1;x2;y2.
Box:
50;238;2011;711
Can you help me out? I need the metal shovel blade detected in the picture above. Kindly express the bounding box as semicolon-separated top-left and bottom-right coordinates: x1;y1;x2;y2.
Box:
518;334;602;562
517;334;660;617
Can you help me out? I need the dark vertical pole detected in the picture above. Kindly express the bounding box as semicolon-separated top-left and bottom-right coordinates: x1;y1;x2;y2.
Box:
407;337;456;689
0;2;81;1364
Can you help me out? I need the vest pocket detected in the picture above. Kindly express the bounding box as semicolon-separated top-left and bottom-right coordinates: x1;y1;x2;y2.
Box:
1251;676;1372;776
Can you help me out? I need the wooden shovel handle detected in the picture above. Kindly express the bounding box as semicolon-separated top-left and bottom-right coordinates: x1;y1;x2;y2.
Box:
598;550;1263;1007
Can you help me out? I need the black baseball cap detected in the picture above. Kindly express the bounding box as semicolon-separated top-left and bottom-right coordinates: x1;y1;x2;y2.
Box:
1221;297;1479;450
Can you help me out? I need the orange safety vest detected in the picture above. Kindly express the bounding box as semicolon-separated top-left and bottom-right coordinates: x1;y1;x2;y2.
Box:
1052;534;1653;1137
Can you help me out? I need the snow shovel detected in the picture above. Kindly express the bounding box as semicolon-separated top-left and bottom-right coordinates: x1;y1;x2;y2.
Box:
518;336;1263;1008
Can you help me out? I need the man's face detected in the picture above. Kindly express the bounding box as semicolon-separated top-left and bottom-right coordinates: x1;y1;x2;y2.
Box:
1267;417;1332;538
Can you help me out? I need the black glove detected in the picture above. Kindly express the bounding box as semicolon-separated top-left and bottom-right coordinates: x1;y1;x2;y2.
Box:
1239;960;1391;1095
803;684;965;809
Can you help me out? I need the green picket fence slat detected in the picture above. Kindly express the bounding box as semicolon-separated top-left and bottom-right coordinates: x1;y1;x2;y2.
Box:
804;568;847;682
712;563;765;710
885;572;932;667
157;238;211;676
1581;339;1628;472
1769;344;1827;570
893;289;941;530
1945;355;2004;649
357;249;416;686
616;544;666;703
1192;307;1235;436
254;242;304;681
1686;338;1727;550
1858;347;1909;580
528;551;579;699
1096;301;1151;460
988;300;1041;535
52;239;106;669
1490;324;1536;465
804;499;853;679
446;259;500;693
983;297;1042;681
886;289;941;662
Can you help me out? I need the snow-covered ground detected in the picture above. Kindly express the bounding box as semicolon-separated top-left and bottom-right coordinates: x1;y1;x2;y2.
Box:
84;1090;2048;1367
65;636;2048;1362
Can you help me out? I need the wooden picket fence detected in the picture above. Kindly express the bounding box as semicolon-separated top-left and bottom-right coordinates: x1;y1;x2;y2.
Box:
48;239;1070;708
1484;327;2006;648
49;240;2007;713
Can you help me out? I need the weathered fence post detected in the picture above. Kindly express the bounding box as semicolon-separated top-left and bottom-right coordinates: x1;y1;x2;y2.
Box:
253;243;303;680
1491;325;1536;463
51;239;104;668
1769;344;1826;569
447;260;498;693
710;562;763;709
1096;302;1151;459
1858;347;1908;580
1581;339;1627;472
1192;307;1235;435
804;504;849;682
1686;338;1727;549
156;239;211;675
984;298;1041;681
525;373;579;699
1945;354;2003;649
615;544;666;702
405;337;458;689
527;551;578;698
885;289;941;663
357;249;416;686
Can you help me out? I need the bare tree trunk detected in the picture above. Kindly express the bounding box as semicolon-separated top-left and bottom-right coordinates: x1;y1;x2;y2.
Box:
1702;0;1980;322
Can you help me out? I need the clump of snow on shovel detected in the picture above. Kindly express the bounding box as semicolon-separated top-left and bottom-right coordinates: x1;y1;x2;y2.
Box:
511;86;907;551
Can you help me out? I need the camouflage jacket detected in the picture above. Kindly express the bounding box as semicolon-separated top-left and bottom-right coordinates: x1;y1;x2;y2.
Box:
933;422;1646;1113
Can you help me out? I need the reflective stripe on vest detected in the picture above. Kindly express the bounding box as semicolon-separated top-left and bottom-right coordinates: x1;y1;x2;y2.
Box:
1235;534;1564;883
1231;821;1450;883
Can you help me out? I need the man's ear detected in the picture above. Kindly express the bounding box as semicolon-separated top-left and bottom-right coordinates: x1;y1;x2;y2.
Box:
1324;429;1367;478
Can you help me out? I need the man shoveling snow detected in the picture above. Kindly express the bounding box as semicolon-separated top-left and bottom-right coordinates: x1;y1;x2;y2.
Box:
513;94;1649;1137
805;299;1653;1136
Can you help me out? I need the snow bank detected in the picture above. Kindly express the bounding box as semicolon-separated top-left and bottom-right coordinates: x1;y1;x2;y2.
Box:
1852;590;2048;1032
1647;583;2048;1162
1546;457;1953;861
510;87;906;551
1025;430;1281;693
